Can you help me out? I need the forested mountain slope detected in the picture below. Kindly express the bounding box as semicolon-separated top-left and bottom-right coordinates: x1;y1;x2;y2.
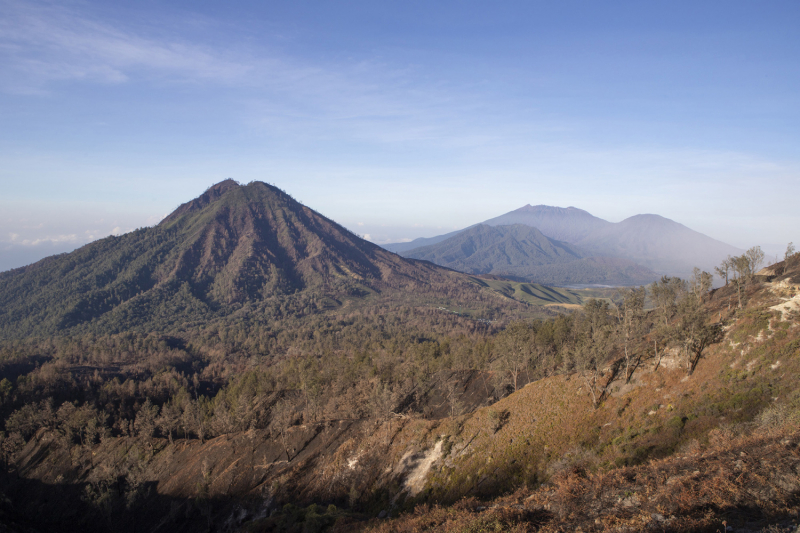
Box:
0;180;529;339
404;224;583;269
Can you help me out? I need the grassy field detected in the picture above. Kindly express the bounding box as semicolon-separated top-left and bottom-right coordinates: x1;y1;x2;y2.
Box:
469;276;622;308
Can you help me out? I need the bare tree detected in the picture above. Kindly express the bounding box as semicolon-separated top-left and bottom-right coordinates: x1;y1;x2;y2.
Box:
715;256;733;286
134;399;159;439
305;383;323;424
614;286;646;383
784;242;796;275
182;399;208;443
444;378;464;418
231;389;258;431
492;321;536;393
270;399;294;461
673;292;722;375
370;382;397;445
747;246;765;275
210;398;234;435
572;299;613;409
732;254;750;309
650;276;687;328
157;402;181;445
731;246;764;308
649;276;686;371
690;267;713;302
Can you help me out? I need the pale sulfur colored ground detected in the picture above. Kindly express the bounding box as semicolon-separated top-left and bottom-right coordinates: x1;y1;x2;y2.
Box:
768;280;800;321
397;440;443;496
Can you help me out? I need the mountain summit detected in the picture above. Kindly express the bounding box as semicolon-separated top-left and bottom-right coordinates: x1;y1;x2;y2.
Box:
574;213;741;276
154;179;395;301
481;205;611;243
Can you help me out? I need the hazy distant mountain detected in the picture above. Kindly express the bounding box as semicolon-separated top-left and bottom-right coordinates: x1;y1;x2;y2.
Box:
482;205;611;243
403;224;658;286
385;205;741;280
573;214;741;277
383;205;608;254
405;224;582;270
383;229;463;254
0;180;513;339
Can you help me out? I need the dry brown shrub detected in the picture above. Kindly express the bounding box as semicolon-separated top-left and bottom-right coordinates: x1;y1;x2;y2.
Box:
362;416;800;533
360;503;536;533
676;437;702;456
544;446;598;481
757;403;800;430
707;423;740;448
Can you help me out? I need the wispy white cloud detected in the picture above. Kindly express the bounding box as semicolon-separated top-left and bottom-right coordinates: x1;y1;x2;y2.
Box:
0;0;254;91
5;232;78;246
0;0;484;149
4;1;531;151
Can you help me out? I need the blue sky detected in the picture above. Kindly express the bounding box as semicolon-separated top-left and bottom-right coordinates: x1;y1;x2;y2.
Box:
2;0;799;271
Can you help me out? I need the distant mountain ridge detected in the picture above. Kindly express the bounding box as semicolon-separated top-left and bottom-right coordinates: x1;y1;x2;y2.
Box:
403;223;658;286
405;224;583;271
572;213;740;277
383;204;608;254
385;204;741;281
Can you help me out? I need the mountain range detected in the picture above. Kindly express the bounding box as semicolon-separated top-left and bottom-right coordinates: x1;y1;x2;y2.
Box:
0;180;520;339
385;204;741;284
0;183;743;340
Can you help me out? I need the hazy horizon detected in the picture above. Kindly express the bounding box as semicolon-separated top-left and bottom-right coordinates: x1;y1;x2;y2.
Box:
2;1;799;271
